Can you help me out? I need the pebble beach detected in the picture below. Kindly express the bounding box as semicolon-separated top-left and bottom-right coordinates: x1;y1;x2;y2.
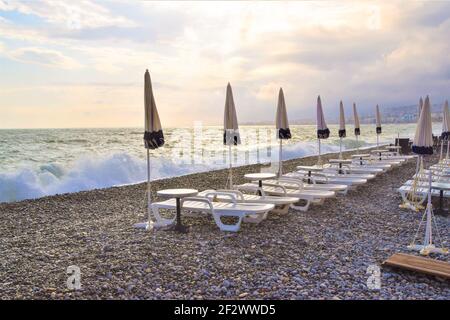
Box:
0;149;448;300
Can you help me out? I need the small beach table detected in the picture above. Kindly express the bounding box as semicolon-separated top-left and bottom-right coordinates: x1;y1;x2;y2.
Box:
244;173;277;195
157;188;198;233
328;159;352;174
296;165;324;184
371;149;389;161
351;154;370;165
431;182;450;216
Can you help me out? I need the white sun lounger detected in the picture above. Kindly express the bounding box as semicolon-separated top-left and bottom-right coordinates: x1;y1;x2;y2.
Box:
428;166;450;173
370;159;403;166
379;155;407;162
296;165;376;180
381;151;416;160
320;167;376;180
197;189;299;214
286;171;367;188
236;180;335;211
346;166;384;175
259;178;348;194
398;185;450;205
326;163;384;175
384;155;414;161
403;179;450;187
352;160;393;171
296;169;373;183
152;193;274;232
412;172;450;182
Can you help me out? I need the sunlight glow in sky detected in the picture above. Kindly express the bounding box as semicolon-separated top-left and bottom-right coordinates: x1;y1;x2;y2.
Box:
0;1;449;128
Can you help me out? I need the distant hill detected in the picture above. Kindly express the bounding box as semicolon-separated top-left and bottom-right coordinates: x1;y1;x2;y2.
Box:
241;103;445;125
375;103;444;124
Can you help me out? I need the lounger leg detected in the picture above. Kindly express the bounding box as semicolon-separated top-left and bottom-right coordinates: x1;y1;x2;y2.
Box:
152;204;176;227
400;191;408;203
418;194;427;205
243;211;268;224
400;191;426;207
290;199;311;212
270;204;290;214
311;198;325;205
212;213;243;232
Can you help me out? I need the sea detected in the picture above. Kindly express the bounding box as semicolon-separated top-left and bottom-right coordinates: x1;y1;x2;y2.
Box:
0;123;441;203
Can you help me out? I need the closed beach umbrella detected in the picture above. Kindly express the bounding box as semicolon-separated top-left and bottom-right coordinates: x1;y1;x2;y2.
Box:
412;95;433;155
375;104;382;147
316;95;329;165
144;70;164;150
275;88;291;176
338;101;346;158
440;100;450;161
353;103;361;150
136;69;165;230
224;83;241;188
317;96;329;138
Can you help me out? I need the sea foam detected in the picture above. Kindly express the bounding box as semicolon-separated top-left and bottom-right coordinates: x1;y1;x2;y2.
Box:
0;141;370;203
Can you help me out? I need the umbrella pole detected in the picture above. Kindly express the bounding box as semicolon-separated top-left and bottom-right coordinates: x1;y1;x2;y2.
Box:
423;169;433;249
228;144;233;189
376;134;379;148
356;135;359;152
317;139;322;166
134;149;152;230
415;155;424;176
278;139;283;177
439;140;444;162
445;138;450;161
339;137;343;159
146;148;152;228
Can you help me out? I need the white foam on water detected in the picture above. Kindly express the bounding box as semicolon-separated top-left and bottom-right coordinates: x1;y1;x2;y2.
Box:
0;152;219;203
0;139;376;203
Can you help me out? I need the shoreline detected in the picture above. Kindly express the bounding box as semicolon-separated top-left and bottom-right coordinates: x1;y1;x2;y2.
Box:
113;143;388;188
2;143;386;205
0;148;448;300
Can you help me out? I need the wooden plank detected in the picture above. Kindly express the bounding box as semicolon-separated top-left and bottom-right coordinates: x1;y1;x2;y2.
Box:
382;253;450;279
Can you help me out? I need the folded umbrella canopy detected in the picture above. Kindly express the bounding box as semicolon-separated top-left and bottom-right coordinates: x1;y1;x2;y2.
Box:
223;83;241;188
440;100;450;161
136;69;165;230
353;102;361;150
317;96;330;138
275;88;291;176
316;95;329;165
412;95;433;155
144;70;164;150
375;104;382;147
338;101;346;158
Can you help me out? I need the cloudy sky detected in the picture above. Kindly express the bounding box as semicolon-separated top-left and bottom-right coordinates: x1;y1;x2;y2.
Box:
0;1;449;128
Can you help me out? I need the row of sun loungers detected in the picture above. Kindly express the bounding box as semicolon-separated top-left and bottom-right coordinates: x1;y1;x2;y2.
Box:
151;147;416;232
398;159;450;208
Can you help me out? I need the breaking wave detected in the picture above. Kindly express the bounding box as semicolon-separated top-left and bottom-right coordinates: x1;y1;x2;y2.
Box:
0;140;374;203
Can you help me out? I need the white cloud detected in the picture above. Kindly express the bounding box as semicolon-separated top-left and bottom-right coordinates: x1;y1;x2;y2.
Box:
7;47;81;69
0;0;135;29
